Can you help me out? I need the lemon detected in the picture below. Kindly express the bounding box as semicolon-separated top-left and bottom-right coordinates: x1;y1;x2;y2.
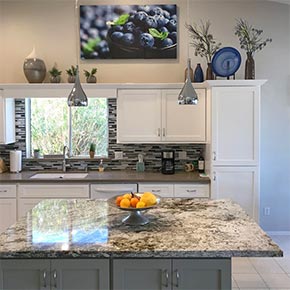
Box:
140;192;157;206
136;201;146;208
120;198;131;208
123;193;132;200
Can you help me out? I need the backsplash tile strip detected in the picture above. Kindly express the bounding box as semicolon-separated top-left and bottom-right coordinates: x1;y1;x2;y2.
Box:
0;98;204;172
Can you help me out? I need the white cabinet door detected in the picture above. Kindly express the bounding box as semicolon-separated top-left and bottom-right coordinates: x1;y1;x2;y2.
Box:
172;259;231;290
18;198;44;219
138;183;174;197
174;183;209;198
0;94;15;144
117;89;162;143
162;89;206;142
52;259;109;290
211;87;259;166
0;199;16;233
90;183;138;199
113;259;171;290
211;167;259;221
0;259;50;290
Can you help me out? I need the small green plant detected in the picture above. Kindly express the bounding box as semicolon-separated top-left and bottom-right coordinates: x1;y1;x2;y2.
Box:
49;66;62;77
84;68;97;78
66;65;77;76
89;143;96;152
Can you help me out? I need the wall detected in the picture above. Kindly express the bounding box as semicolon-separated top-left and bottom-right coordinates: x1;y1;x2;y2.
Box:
1;0;290;231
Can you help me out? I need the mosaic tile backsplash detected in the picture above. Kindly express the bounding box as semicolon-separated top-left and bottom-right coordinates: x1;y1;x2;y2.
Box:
0;99;204;172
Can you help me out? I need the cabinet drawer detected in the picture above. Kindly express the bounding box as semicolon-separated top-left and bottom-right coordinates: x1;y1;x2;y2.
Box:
18;184;89;198
90;183;138;199
0;184;17;198
138;183;174;197
174;184;209;198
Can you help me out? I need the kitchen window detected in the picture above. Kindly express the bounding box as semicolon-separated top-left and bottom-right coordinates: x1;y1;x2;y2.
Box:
26;98;108;158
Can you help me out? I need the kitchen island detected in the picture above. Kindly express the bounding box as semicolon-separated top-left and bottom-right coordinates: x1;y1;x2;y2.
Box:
0;198;282;290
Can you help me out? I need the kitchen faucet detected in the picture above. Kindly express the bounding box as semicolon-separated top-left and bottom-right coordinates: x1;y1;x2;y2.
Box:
62;146;70;172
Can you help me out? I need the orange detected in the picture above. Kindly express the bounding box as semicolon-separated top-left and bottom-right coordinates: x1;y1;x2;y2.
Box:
136;201;146;209
130;197;139;208
115;196;123;206
120;198;131;208
123;193;132;200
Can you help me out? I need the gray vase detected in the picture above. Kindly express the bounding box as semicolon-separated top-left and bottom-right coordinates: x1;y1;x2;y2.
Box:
23;58;46;83
68;75;76;83
86;75;97;83
50;75;61;83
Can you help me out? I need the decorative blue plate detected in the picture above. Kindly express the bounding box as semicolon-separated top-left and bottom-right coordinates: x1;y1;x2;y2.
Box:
212;47;241;77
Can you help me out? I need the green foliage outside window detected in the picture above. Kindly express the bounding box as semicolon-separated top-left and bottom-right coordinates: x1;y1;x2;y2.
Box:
30;98;108;157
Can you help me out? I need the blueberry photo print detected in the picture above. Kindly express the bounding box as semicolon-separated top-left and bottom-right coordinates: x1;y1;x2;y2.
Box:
80;5;177;59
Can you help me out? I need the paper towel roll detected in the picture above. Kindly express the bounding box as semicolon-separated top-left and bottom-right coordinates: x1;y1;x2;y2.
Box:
10;150;22;173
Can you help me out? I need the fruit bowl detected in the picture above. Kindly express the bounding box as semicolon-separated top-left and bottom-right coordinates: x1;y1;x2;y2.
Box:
110;193;161;226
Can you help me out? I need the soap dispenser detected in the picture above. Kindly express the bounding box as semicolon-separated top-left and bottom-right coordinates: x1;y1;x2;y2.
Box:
98;159;104;172
136;154;145;172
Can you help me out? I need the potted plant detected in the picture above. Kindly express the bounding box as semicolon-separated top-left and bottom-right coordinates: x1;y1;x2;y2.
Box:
234;18;272;79
185;21;222;80
84;68;97;83
66;65;77;83
89;143;96;159
48;66;62;83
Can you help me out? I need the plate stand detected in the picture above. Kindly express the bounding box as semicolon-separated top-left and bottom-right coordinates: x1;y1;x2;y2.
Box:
122;210;149;226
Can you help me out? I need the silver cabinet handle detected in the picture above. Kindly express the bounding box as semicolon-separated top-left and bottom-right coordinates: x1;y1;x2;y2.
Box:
152;189;161;193
162;128;166;137
158;128;161;137
186;189;197;193
42;270;47;288
175;269;180;287
0;190;7;193
163;269;169;287
213;172;216;181
213;151;216;161
52;270;57;289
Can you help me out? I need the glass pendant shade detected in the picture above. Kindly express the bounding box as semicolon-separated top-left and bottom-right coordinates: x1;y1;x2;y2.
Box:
67;65;88;107
178;59;198;105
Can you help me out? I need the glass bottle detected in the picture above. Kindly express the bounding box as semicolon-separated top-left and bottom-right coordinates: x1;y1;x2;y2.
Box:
184;59;194;82
198;153;205;173
206;63;214;80
245;52;255;79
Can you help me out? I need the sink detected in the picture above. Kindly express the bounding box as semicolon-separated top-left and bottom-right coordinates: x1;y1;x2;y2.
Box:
30;173;88;179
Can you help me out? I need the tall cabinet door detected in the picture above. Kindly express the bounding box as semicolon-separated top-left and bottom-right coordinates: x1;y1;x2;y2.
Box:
117;89;162;143
162;89;206;142
211;166;259;221
0;199;16;233
211;87;259;166
0;260;50;290
113;259;171;290
52;259;109;290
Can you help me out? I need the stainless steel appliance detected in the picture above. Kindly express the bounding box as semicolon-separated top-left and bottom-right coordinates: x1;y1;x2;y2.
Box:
161;150;175;174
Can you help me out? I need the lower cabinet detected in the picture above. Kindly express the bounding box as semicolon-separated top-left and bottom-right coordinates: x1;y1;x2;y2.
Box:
0;259;109;290
113;259;231;290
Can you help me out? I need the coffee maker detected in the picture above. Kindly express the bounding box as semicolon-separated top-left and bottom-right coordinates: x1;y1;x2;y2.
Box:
161;150;175;174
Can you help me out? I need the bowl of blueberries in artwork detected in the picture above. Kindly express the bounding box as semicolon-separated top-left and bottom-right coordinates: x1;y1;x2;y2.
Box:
80;5;177;59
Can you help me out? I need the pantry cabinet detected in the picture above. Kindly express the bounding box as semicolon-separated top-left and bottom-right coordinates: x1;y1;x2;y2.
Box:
0;185;16;233
117;88;206;143
0;259;109;290
113;259;231;290
0;93;15;144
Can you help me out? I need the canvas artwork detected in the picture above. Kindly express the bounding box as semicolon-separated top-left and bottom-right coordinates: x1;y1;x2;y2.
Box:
80;5;177;59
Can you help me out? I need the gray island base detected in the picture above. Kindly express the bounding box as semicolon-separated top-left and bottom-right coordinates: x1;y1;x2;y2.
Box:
0;198;282;290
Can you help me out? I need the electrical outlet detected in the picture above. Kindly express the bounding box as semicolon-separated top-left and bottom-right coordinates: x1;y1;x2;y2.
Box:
264;207;270;216
114;151;123;159
178;151;187;159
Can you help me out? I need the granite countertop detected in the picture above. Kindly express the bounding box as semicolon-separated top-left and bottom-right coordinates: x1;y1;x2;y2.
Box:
0;198;282;259
0;171;210;183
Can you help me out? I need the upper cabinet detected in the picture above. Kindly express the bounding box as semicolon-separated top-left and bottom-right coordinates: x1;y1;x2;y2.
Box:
210;85;260;166
117;88;206;143
0;92;15;144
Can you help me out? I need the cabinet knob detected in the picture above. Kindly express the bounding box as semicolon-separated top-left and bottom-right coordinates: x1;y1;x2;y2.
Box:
157;128;161;137
175;269;180;287
213;173;216;181
213;151;216;161
52;269;57;288
162;128;166;137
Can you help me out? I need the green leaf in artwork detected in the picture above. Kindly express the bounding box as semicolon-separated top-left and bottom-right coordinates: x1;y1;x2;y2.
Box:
83;38;101;55
149;28;169;40
113;14;130;26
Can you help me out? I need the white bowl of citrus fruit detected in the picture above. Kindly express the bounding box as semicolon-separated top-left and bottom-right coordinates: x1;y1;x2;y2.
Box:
115;192;160;211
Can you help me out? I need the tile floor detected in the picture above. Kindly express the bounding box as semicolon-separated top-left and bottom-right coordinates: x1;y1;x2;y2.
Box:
232;235;290;289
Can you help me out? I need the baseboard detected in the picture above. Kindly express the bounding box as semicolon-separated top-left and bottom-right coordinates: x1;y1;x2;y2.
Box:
267;231;290;236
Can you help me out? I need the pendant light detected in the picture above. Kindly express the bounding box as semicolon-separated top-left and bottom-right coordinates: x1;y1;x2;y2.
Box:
178;0;198;105
67;0;88;107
